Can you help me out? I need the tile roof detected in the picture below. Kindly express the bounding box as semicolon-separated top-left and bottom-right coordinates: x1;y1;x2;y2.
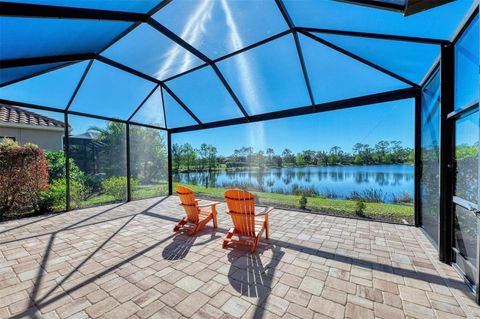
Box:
0;104;65;128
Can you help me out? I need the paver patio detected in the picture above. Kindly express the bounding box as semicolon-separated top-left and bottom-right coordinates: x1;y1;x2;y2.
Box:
1;196;479;319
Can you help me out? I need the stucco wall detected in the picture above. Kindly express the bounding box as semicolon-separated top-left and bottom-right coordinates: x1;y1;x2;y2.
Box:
0;126;64;151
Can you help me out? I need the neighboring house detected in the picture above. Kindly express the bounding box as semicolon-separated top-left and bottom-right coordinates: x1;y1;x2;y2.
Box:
0;104;65;151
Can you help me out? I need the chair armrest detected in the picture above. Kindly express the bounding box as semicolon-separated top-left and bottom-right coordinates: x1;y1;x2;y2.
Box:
255;207;274;216
197;201;220;208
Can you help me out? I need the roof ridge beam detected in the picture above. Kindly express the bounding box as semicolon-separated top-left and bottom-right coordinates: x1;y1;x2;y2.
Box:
147;17;250;121
161;83;203;126
299;30;419;88
0;2;149;22
127;84;160;122
0;61;79;88
96;56;161;84
275;0;316;106
65;59;94;111
0;53;95;69
297;26;448;45
334;0;404;12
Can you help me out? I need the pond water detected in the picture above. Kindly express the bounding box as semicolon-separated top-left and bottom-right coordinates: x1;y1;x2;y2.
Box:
174;164;414;203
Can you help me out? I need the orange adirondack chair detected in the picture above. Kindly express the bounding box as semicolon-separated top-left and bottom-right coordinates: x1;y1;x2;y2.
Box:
175;185;219;235
223;189;273;252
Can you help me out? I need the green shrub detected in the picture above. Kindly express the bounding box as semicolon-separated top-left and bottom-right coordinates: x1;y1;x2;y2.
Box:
44;150;85;183
82;174;103;193
355;199;366;216
102;176;138;201
39;178;87;211
299;195;307;209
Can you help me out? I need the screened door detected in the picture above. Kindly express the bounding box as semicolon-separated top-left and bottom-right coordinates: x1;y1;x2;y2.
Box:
451;110;479;292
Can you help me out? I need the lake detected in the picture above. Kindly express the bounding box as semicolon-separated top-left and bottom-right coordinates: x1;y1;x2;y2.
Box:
174;164;414;203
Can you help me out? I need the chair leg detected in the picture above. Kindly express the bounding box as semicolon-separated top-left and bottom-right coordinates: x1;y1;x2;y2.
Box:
252;235;261;253
187;224;200;236
212;208;218;229
173;217;187;232
223;228;235;248
265;221;269;240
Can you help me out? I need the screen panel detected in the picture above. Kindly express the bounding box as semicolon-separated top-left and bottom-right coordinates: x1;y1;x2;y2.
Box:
152;0;288;59
0;17;131;60
0;61;89;109
217;34;311;114
69;61;156;119
165;66;243;123
420;69;441;246
68;115;127;208
130;124;168;200
299;33;409;104
102;23;204;81
454;14;479;110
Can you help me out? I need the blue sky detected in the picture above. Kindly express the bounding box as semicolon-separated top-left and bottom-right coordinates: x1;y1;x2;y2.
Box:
173;99;415;155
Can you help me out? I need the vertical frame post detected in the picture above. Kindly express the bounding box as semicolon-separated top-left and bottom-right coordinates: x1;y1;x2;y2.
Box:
64;112;71;211
167;130;173;196
414;90;422;227
439;43;454;263
126;122;131;202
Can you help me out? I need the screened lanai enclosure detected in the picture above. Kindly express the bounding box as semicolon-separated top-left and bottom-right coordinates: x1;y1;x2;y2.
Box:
0;0;480;307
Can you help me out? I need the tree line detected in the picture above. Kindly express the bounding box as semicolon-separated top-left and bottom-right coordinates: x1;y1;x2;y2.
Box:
172;140;414;172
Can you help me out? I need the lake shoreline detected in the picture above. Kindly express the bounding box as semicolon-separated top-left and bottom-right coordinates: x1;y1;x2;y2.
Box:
174;164;414;204
174;162;414;173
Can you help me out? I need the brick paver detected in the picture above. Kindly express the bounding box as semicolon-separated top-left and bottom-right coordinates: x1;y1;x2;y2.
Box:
0;196;478;318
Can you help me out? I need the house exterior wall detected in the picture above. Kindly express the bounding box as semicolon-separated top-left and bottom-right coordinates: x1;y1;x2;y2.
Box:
0;126;64;151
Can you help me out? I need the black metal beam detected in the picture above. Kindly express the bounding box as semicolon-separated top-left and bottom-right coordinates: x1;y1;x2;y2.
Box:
275;0;295;29
451;5;479;45
0;99;65;113
275;0;315;106
167;131;173;196
65;59;94;111
0;61;79;88
161;86;168;129
0;53;95;69
300;31;418;88
334;0;404;12
0;2;149;22
128;121;167;131
126;122;131;202
127;84;160;122
64;112;71;211
164;30;291;83
414;90;422;227
0;98;169;132
211;64;250;119
438;43;454;263
162;63;209;83
147;18;210;63
147;17;249;121
297;27;448;45
170;87;416;133
161;83;203;125
96;55;160;84
213;30;292;64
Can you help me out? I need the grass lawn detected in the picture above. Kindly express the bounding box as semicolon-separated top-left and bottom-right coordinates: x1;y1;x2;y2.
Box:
78;183;168;208
174;182;414;224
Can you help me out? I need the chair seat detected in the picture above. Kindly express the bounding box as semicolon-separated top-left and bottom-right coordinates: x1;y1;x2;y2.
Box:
198;210;212;219
235;217;266;237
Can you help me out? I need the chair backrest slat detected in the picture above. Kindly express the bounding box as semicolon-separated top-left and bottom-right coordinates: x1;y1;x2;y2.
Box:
176;185;199;223
224;189;256;237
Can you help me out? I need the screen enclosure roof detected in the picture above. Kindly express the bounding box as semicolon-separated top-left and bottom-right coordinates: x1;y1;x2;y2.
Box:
0;0;476;132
